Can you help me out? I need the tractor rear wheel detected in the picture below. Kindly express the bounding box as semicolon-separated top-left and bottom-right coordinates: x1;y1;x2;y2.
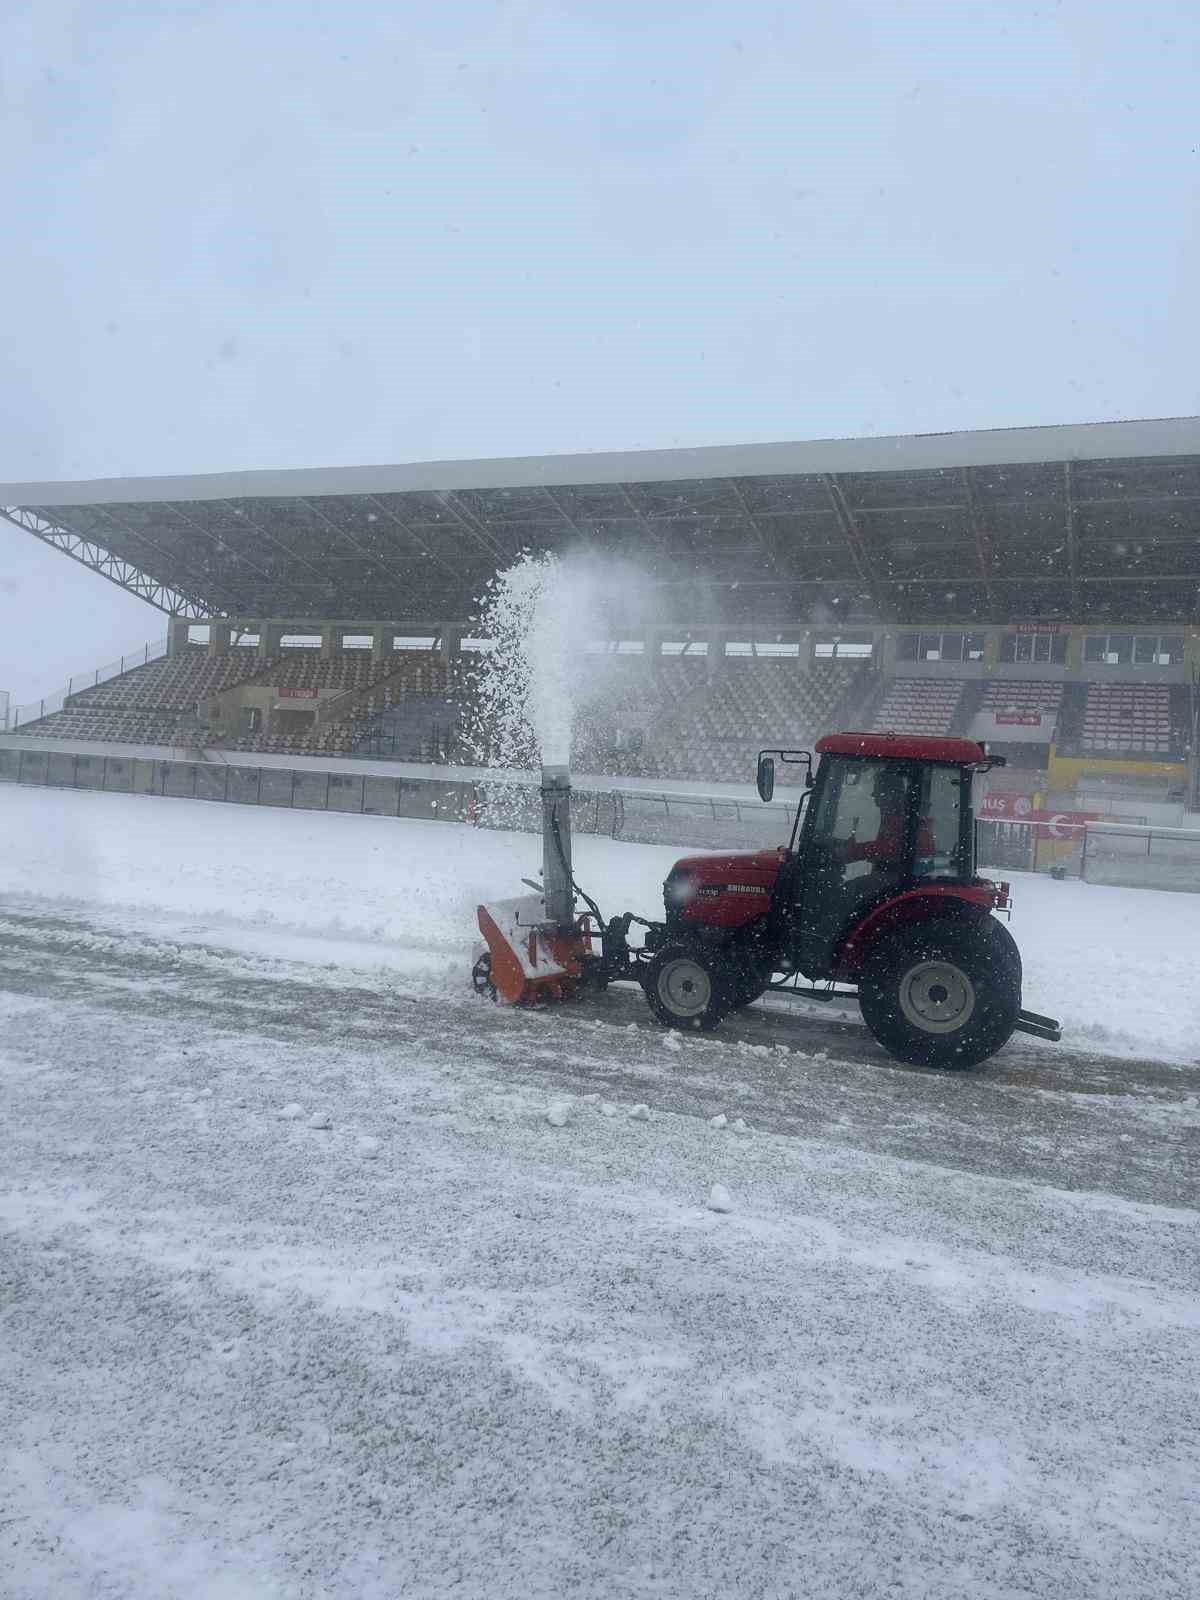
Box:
643;944;729;1031
857;916;1021;1068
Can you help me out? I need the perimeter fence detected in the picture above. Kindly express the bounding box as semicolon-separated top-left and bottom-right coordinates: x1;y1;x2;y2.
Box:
0;742;798;852
1080;822;1200;893
3;742;1197;891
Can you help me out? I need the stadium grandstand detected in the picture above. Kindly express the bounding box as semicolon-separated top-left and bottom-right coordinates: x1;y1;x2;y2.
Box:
2;415;1198;820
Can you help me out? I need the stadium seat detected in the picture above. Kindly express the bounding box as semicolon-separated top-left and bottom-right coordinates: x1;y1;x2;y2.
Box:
652;660;864;783
1080;683;1175;757
871;678;965;737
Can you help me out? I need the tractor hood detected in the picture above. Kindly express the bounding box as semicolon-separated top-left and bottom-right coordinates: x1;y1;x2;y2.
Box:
669;848;787;884
664;848;786;928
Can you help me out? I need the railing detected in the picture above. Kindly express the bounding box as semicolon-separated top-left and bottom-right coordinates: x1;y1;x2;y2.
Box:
975;817;1093;877
0;744;479;822
351;721;457;764
1081;821;1200;893
609;787;796;850
5;740;1200;894
5;637;169;729
0;741;793;850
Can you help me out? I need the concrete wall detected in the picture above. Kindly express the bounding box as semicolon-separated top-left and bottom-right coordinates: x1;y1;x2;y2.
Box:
0;744;766;855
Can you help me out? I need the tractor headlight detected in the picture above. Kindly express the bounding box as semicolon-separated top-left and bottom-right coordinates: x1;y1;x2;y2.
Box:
664;870;696;908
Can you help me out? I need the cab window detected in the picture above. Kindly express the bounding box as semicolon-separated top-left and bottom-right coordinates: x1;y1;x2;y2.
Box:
915;765;969;880
810;759;915;872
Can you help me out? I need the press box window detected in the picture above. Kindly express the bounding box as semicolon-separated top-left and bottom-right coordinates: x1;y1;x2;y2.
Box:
1000;632;1067;665
1132;634;1184;666
898;631;985;662
813;634;875;659
1084;633;1133;665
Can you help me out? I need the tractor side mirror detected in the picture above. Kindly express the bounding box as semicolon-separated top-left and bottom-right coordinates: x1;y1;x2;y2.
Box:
756;755;775;803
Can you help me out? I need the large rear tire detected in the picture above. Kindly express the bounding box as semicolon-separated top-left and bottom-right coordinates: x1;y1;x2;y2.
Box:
643;944;729;1032
857;916;1021;1068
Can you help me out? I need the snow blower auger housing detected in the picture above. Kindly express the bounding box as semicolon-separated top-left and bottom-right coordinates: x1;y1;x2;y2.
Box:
474;736;1062;1069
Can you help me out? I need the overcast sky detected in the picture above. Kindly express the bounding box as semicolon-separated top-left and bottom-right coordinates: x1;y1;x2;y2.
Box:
2;0;1198;702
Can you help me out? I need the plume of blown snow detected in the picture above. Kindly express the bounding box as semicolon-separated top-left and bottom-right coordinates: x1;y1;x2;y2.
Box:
462;550;660;821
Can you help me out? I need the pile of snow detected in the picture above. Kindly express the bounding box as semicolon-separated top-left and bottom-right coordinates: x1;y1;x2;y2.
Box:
0;784;678;977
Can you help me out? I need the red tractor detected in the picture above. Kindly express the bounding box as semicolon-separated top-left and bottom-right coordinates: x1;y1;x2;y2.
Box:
476;733;1060;1068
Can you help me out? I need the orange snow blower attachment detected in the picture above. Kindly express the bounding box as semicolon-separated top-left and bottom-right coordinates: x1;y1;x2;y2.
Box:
475;764;597;1006
476;895;592;1004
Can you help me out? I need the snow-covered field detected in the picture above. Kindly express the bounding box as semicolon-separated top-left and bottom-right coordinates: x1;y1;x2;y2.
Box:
2;786;1198;1598
2;785;1198;1063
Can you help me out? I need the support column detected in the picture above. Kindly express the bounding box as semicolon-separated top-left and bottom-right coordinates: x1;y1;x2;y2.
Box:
372;625;391;663
208;621;232;657
437;626;461;663
643;627;663;677
167;616;191;656
438;624;464;662
259;623;282;659
320;624;338;661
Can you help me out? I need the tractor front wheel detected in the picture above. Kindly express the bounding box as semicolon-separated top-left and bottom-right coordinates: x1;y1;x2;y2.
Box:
643;944;729;1032
857;916;1021;1069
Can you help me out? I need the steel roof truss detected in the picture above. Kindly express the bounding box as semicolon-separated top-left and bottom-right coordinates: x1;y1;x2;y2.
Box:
0;505;213;617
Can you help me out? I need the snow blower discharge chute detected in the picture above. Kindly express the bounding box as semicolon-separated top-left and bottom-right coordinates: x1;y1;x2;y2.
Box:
474;736;1062;1069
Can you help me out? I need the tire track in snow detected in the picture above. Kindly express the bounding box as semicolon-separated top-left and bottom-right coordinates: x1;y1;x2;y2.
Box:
1;900;1197;1207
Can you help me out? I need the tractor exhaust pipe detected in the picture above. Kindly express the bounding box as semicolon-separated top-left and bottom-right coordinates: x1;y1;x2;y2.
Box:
541;764;575;931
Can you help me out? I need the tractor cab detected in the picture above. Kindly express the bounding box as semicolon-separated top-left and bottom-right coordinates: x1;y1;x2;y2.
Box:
761;733;995;982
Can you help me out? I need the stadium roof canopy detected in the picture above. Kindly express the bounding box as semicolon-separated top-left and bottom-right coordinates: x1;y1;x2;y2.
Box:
3;416;1200;628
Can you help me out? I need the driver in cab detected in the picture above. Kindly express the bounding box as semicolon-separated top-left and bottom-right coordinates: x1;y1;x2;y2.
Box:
842;767;933;870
